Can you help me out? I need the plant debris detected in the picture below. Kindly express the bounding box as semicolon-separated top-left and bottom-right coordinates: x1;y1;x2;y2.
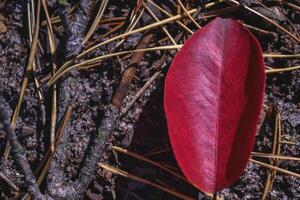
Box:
0;0;299;200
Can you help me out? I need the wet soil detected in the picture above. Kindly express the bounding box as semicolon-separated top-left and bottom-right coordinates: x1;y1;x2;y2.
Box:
0;0;299;200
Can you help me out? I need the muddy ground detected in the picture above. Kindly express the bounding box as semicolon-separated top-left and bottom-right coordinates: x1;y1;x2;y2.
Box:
0;0;299;199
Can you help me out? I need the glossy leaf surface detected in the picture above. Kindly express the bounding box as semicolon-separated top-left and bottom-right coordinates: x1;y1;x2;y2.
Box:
164;17;265;192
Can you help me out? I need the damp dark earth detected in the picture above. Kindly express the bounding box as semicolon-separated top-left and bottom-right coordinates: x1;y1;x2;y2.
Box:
0;0;299;200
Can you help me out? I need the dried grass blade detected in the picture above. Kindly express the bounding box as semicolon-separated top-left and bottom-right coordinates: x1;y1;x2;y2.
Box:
47;8;197;82
229;0;300;43
251;153;300;161
250;159;300;179
98;163;198;200
177;0;201;28
112;146;185;181
3;0;41;159
83;0;109;44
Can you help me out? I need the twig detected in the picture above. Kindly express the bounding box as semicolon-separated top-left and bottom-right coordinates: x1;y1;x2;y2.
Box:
279;1;300;12
76;4;237;62
242;23;275;35
22;103;73;200
263;53;300;58
40;3;79;26
58;0;96;57
46;102;119;199
251;153;300;161
71;105;119;199
4;0;41;160
121;69;162;115
203;0;226;9
266;65;300;74
27;0;46;127
112;146;186;181
228;0;300;43
46;98;78;199
121;31;183;115
144;4;177;45
48;8;198;81
262;113;281;199
269;114;282;191
0;171;19;191
114;8;145;50
278;140;297;145
85;21;126;49
38;103;73;183
256;1;299;38
60;32;162;199
48;45;182;86
121;51;170;116
41;0;55;47
83;0;109;44
0;97;44;200
250;159;300;179
46;2;154;199
102;21;125;38
146;0;193;34
112;33;154;108
28;0;46;142
177;0;201;28
144;148;172;157
98;17;127;24
46;32;153;197
42;0;58;152
45;1;100;197
199;5;239;19
98;163;196;200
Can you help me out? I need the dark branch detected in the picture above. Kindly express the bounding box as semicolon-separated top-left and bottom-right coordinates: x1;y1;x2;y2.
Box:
58;0;96;58
112;33;154;108
0;97;45;200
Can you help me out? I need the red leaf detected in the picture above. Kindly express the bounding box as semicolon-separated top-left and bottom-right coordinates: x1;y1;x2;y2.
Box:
164;17;265;192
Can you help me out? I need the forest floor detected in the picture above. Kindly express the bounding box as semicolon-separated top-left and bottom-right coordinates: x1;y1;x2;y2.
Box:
0;0;299;200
